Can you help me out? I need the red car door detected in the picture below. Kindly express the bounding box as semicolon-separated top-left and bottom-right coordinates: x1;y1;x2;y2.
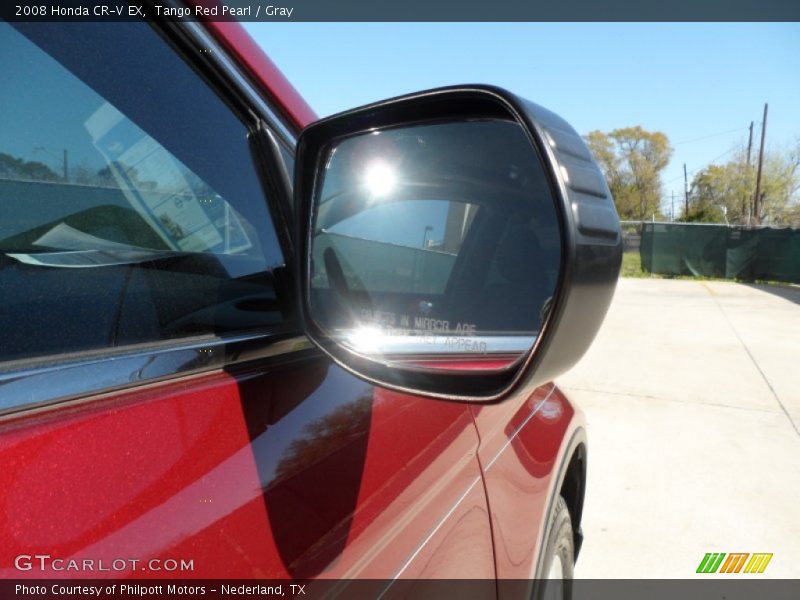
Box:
470;385;586;584
0;20;494;583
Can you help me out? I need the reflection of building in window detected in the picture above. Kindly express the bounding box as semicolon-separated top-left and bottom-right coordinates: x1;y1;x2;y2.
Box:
425;238;444;251
442;202;479;254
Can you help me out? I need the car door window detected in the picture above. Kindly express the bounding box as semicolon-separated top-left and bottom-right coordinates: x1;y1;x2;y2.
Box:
0;21;288;364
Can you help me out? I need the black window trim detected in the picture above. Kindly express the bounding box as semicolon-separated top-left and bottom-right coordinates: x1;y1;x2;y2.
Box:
0;331;317;422
173;17;300;148
0;17;311;419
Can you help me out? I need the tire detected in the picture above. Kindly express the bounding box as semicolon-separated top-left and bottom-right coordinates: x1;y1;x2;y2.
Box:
535;496;575;600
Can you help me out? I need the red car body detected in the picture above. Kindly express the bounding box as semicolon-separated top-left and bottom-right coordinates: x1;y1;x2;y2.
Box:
0;19;587;587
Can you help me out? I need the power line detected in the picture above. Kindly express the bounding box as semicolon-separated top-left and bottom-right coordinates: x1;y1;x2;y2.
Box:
673;127;749;146
663;146;740;184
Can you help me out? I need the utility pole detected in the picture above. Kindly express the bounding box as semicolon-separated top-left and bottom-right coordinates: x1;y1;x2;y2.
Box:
421;225;433;248
683;163;689;219
33;146;68;182
753;103;768;225
743;121;753;225
671;191;675;222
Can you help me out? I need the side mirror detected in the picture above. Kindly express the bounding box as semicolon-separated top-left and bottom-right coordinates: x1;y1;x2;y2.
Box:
294;85;621;401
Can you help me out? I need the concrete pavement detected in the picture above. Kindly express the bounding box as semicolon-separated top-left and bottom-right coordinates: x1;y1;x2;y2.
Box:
557;278;800;578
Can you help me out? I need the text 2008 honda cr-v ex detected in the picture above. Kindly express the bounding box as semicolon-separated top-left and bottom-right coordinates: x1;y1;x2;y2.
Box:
0;6;621;599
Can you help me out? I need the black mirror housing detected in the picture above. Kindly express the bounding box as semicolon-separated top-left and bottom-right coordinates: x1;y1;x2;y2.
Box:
294;85;622;402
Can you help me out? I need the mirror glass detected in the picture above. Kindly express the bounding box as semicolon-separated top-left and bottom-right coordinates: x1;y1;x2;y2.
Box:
308;119;561;370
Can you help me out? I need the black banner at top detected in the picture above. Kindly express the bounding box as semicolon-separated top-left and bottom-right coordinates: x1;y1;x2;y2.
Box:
3;0;800;22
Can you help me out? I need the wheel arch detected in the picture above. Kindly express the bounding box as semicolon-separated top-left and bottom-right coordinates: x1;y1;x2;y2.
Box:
534;424;588;577
559;439;587;560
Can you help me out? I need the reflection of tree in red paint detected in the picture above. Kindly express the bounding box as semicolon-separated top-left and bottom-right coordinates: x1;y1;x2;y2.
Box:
265;392;374;577
274;394;372;483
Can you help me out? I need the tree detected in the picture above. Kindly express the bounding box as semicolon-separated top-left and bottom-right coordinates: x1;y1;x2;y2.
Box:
0;152;60;182
686;140;800;225
274;394;372;482
585;127;673;221
756;144;800;225
684;163;742;223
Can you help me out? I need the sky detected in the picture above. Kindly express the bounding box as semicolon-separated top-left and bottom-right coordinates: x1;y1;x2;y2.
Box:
244;22;800;218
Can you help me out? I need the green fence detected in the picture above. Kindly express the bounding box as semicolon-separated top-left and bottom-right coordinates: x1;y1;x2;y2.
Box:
640;223;800;283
